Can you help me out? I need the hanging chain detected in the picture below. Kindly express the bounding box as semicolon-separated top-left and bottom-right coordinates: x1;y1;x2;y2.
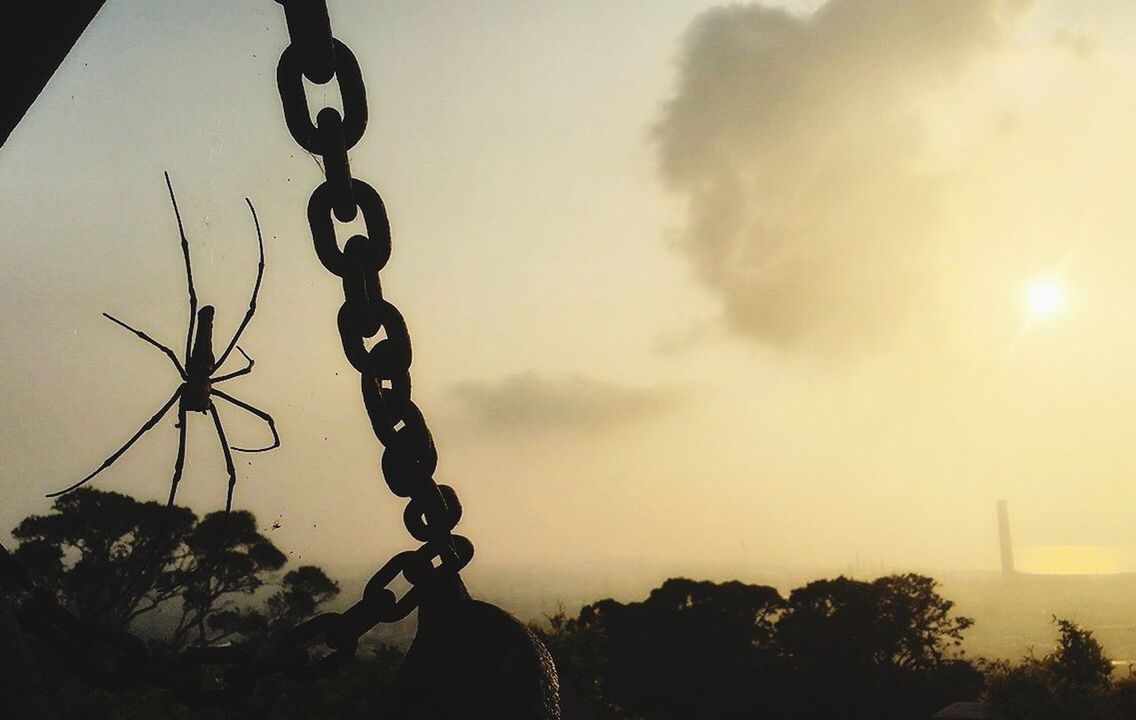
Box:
0;0;472;707
272;0;474;654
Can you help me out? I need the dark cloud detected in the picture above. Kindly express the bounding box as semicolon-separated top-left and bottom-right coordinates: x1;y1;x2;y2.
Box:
450;373;681;432
654;0;1028;352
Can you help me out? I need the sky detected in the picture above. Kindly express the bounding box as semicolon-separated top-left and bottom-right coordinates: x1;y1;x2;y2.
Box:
5;0;1136;587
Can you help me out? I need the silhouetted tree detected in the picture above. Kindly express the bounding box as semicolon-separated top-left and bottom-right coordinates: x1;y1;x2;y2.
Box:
168;510;288;648
9;488;337;650
203;564;341;652
536;609;627;720
267;565;341;627
777;574;979;718
778;574;973;672
1051;617;1112;687
549;577;785;720
12;488;197;628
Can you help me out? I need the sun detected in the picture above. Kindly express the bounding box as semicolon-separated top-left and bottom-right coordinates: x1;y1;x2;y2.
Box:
1027;280;1064;316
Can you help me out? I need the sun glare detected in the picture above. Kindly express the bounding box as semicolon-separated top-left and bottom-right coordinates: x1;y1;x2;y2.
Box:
1027;280;1064;316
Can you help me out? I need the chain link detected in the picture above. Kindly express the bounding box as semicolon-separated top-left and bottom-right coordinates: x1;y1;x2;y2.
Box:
1;0;473;707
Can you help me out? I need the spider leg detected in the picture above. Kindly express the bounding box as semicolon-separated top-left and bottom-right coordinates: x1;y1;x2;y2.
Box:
109;407;188;611
165;404;189;510
208;405;239;514
211;389;280;452
47;388;182;497
103;313;187;379
215;198;265;369
213;346;253;383
165;171;197;365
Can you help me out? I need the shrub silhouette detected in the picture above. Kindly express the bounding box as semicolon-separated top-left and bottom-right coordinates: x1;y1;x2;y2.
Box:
986;617;1121;720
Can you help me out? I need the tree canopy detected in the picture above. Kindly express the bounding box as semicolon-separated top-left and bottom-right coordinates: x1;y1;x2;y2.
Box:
10;488;338;650
544;573;980;720
777;573;973;674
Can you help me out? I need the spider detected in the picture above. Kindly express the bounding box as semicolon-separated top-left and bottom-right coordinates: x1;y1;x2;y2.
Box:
48;172;279;513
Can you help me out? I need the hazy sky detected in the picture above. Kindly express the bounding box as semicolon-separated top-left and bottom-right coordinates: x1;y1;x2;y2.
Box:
5;0;1136;582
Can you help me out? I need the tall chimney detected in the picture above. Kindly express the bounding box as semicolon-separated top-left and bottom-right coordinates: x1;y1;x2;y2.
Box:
997;499;1015;576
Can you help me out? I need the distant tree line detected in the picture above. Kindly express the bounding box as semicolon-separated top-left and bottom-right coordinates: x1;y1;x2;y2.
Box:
542;580;1136;720
8;489;1136;719
541;574;980;719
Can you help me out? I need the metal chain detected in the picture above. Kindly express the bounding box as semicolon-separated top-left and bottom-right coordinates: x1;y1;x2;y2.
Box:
0;0;473;707
272;0;473;663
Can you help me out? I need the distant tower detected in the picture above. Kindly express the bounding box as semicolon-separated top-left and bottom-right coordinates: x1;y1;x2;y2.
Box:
997;499;1015;576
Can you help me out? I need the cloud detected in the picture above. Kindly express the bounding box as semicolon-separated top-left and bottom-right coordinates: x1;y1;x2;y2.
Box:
1051;28;1095;59
450;373;681;432
654;0;1029;352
